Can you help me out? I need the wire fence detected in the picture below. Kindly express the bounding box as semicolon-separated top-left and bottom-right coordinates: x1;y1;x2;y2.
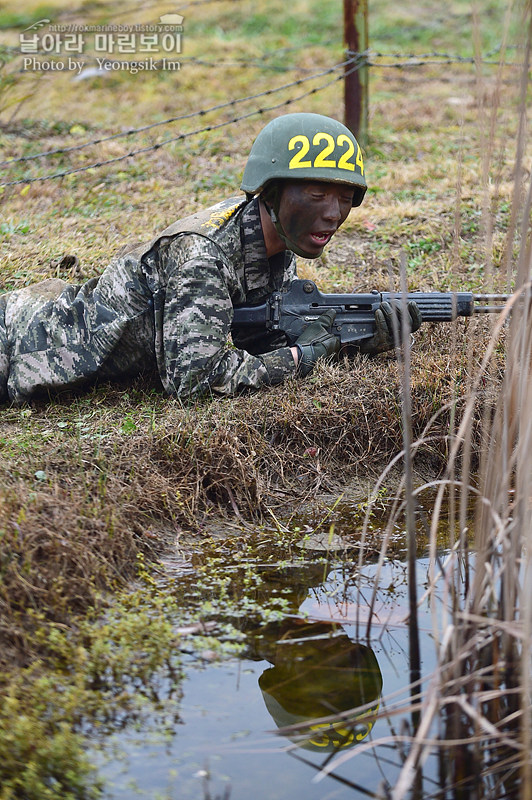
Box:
365;49;522;68
0;41;523;189
0;57;363;168
0;64;365;186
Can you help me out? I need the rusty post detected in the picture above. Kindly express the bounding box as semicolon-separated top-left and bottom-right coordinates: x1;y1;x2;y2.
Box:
343;0;368;145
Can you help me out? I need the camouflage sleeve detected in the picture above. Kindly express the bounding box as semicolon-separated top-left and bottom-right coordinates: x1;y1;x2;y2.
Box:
148;236;297;398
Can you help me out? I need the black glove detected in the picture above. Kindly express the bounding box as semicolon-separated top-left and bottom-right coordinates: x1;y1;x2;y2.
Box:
358;299;422;355
295;309;340;377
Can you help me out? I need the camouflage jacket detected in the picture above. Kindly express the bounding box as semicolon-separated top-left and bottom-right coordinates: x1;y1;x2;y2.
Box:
0;196;298;403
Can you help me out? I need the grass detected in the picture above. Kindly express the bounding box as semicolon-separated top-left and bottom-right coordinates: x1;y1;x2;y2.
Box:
0;0;531;795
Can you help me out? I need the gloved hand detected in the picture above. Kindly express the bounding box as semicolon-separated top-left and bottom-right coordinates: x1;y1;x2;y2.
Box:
295;309;340;377
358;299;422;355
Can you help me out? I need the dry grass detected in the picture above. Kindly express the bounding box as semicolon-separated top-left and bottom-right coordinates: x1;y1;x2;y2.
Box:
0;315;503;665
0;6;531;797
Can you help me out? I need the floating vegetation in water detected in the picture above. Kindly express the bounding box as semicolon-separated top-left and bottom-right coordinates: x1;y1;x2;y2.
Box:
0;0;531;797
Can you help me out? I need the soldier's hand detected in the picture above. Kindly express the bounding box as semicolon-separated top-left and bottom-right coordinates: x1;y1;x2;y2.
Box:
295;309;340;377
358;299;422;355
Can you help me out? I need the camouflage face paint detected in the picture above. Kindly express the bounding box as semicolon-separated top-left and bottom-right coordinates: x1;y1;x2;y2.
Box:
276;181;354;259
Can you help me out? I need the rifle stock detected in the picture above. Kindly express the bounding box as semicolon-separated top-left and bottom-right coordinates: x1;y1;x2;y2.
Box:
232;279;509;347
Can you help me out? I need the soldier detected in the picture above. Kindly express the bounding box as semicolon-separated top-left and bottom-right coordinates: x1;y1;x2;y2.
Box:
0;112;419;404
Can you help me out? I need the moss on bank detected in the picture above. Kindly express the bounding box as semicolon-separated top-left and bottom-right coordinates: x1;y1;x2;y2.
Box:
0;0;526;793
0;316;502;666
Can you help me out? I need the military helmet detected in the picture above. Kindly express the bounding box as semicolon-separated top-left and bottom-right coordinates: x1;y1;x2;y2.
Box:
241;112;367;207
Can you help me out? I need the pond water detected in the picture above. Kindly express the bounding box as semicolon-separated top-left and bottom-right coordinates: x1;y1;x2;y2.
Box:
93;524;449;800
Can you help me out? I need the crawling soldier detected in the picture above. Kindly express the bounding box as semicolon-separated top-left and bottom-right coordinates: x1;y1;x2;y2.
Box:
0;112;420;404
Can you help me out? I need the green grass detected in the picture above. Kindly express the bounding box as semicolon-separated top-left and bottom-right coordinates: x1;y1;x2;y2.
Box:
369;0;517;52
0;0;530;794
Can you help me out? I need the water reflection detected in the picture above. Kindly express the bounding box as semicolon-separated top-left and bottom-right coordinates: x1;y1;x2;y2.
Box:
97;556;432;799
235;562;383;753
254;618;382;752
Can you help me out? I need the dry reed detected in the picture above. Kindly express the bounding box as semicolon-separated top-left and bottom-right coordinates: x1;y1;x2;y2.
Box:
319;5;532;796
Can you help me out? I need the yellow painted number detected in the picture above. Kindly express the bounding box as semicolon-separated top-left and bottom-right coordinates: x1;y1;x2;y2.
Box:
356;142;364;174
312;132;336;168
288;132;363;173
288;135;312;169
308;723;355;748
337;133;357;172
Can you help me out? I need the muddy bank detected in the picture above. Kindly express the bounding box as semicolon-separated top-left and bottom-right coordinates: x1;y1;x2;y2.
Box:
0;319;502;666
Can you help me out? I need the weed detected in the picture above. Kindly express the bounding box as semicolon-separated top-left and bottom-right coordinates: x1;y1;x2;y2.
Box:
0;0;529;794
0;218;30;239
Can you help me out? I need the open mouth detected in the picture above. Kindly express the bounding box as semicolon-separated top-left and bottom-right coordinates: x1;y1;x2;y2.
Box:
309;232;333;246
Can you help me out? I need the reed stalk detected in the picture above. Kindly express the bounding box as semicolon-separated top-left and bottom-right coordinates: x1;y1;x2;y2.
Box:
333;4;532;796
394;2;532;793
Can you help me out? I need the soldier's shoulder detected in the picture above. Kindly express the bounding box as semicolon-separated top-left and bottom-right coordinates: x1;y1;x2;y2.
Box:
157;195;247;240
119;195;250;265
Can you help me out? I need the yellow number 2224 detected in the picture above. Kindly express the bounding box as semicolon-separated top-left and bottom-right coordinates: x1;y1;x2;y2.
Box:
287;132;364;174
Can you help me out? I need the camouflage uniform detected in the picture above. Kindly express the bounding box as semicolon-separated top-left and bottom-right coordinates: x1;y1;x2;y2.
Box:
0;196;298;404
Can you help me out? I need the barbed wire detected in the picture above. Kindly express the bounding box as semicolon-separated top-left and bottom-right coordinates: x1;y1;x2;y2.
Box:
179;48;524;71
3;40;516;171
68;45;525;71
356;48;523;68
0;59;363;187
1;42;522;185
0;56;363;168
365;48;520;62
367;57;520;68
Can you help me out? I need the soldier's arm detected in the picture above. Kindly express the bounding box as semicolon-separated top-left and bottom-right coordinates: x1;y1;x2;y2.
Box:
148;236;297;398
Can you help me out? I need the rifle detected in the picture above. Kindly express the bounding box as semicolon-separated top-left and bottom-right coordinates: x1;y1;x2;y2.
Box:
232;279;510;348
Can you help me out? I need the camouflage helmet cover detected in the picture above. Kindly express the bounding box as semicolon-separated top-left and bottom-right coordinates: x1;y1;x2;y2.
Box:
241;112;367;207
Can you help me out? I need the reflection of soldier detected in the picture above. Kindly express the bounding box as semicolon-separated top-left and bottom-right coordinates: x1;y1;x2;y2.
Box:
241;560;383;753
254;618;382;752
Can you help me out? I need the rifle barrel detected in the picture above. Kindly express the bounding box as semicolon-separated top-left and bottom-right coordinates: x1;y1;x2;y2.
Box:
473;293;511;314
474;294;511;302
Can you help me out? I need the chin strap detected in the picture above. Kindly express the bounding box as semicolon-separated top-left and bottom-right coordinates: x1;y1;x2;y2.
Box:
262;186;321;260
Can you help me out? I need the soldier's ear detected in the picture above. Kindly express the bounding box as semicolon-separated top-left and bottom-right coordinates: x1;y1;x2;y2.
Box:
261;181;283;214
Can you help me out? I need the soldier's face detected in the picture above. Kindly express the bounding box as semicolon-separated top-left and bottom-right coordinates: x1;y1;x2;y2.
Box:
277;181;354;257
